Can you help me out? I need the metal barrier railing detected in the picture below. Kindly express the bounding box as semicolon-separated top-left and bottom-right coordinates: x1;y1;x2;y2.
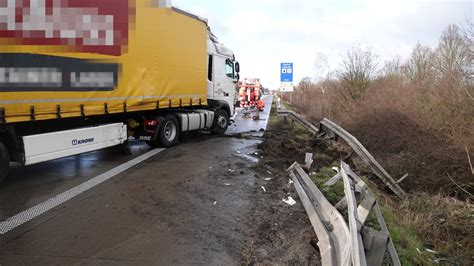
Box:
275;99;401;265
288;162;351;265
276;107;406;199
319;119;406;199
288;161;401;266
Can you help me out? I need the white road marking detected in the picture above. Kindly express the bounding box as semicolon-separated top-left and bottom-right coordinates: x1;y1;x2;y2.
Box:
0;148;165;235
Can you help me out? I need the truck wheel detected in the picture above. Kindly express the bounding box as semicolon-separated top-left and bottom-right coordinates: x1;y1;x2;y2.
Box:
211;109;230;135
0;142;9;183
157;115;180;147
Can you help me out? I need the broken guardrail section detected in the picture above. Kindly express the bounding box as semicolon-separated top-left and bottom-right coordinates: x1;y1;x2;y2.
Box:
276;108;405;199
276;109;319;135
319;118;406;199
288;161;401;266
288;162;351;265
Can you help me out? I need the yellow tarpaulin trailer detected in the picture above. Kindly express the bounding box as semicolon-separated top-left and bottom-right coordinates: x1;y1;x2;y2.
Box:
0;0;239;182
0;0;208;124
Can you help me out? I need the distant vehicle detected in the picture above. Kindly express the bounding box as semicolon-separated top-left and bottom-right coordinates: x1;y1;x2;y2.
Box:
0;0;240;182
239;78;265;113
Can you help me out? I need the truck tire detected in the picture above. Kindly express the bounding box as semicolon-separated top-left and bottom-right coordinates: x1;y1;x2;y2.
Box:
148;115;180;148
0;142;9;183
211;109;230;135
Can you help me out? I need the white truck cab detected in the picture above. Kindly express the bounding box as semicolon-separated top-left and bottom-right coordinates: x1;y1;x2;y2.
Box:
207;32;240;117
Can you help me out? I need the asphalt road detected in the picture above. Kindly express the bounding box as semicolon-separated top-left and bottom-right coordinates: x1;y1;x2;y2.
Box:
227;95;273;137
0;95;274;265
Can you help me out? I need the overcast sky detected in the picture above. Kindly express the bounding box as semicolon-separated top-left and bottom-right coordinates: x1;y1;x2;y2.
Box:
173;0;472;88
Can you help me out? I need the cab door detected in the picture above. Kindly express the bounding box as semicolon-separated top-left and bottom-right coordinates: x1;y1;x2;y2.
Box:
214;56;236;112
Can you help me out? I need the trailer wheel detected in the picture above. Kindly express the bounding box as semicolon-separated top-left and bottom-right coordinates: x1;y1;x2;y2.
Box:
155;115;180;147
211;109;230;135
0;142;9;183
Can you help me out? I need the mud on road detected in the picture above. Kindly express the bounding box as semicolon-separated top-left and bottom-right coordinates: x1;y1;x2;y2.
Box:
239;114;346;264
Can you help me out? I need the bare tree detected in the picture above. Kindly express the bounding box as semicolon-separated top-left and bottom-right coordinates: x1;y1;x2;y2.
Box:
337;47;378;100
433;24;471;89
406;43;434;83
297;77;313;93
381;56;405;79
460;19;474;99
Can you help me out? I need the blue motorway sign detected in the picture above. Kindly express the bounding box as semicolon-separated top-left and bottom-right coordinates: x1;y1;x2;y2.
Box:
280;63;293;83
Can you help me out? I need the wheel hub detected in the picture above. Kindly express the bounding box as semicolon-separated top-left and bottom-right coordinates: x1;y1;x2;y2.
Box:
163;121;177;142
218;115;227;128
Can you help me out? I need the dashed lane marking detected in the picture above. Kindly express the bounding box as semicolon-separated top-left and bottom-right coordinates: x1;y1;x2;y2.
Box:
0;148;165;235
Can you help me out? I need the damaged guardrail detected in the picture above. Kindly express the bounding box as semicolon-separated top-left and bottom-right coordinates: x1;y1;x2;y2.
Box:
319;119;406;199
288;161;401;266
276;109;319;135
276;106;405;199
288;162;351;265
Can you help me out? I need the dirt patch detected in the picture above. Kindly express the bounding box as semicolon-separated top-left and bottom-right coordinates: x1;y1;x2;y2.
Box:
239;114;346;264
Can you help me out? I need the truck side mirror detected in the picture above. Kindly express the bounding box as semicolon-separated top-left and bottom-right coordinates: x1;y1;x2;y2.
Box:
234;73;240;83
235;62;240;73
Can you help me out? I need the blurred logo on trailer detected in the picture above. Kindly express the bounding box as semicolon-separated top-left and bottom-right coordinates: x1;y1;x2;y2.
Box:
0;0;135;56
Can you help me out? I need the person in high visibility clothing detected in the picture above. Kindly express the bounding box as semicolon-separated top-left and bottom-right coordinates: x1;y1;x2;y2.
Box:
257;99;265;111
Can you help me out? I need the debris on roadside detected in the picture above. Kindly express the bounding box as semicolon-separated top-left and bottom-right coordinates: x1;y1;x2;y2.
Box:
261;186;266;192
282;196;296;206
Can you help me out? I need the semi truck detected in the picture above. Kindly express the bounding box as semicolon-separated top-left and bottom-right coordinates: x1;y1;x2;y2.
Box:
0;0;240;182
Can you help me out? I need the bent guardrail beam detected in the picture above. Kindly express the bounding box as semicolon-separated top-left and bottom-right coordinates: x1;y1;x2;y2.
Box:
277;110;319;134
288;160;401;266
275;107;407;199
339;162;401;266
278;105;402;265
341;164;368;266
288;163;351;266
288;166;338;265
319;118;406;199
